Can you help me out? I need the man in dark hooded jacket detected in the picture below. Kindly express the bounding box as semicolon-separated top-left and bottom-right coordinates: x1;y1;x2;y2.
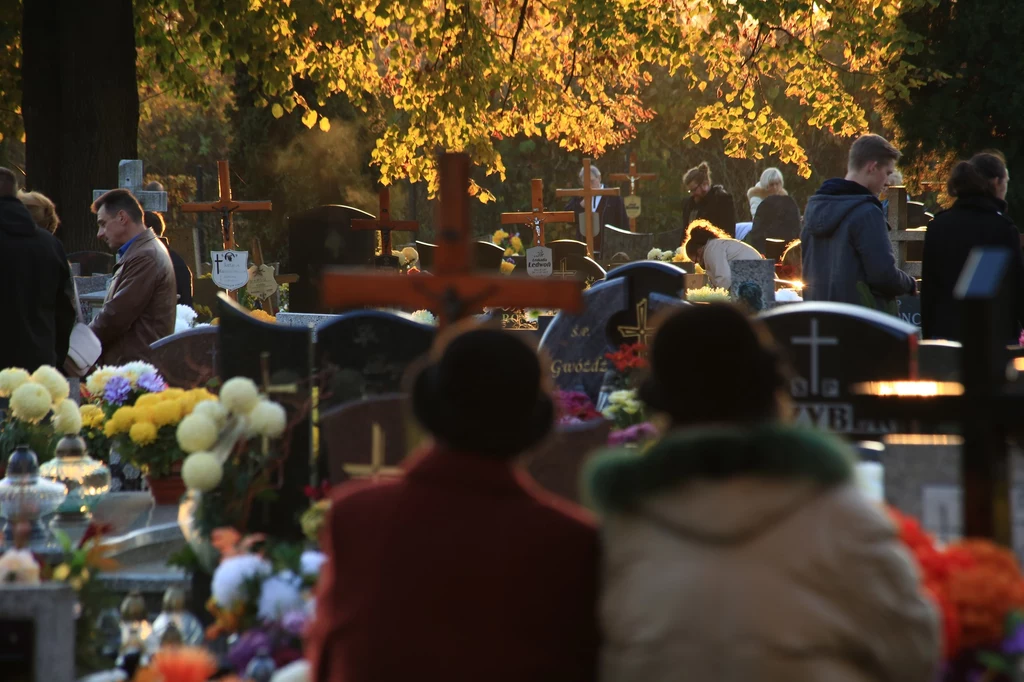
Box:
0;168;76;371
801;135;916;312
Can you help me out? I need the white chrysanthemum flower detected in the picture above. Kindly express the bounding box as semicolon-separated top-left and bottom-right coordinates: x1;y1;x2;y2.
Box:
299;551;327;578
410;310;437;326
249;401;288;439
257;570;305;622
10;382;53;423
51;398;83;435
120;361;158;388
85;366;116;397
608;390;634;405
0;549;40;585
211;554;272;608
647;247;663;260
181;452;223;492
176;413;219;454
31;365;70;403
0;368;31;398
391;250;407;267
219;377;261;415
192;399;228;428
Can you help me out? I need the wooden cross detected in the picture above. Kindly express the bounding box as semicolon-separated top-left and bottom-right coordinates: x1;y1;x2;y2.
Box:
352;187;420;267
607;152;657;233
181;161;272;251
248;238;300;315
342;423;403;479
499;179;575;247
555;158;621;257
321;153;583;326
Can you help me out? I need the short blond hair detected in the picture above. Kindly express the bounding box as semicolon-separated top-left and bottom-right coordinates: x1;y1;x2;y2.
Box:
848;134;901;172
18;190;60;233
758;167;784;190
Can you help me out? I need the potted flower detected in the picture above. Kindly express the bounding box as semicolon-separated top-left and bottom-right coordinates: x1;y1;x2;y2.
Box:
685;285;731;304
0;365;82;468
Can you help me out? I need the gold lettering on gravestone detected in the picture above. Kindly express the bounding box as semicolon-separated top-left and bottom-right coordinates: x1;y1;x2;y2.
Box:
549;357;609;378
571;326;590;337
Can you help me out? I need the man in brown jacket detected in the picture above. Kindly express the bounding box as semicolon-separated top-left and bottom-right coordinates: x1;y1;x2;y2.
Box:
90;189;176;365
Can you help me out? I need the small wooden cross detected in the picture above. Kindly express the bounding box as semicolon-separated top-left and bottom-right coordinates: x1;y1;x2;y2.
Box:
499;179;575;247
607;152;657;233
321;153;583;326
248;238;300;315
258;350;298;454
181;161;272;251
616;299;654;345
342;423;403;479
352;187;420;267
555;158;621;257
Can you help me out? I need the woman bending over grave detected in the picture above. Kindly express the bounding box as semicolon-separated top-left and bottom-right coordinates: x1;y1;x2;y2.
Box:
682;220;763;289
306;324;600;682
922;151;1024;343
584;304;940;682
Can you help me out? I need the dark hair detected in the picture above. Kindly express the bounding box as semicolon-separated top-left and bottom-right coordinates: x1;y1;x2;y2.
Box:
144;210;166;237
680;221;728;262
640;304;787;427
91;188;144;223
0;167;16;197
947;152;1008;198
683;161;711;188
848;134;901;171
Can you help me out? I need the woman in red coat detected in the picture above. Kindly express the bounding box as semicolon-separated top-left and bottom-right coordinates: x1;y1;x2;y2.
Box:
305;325;601;682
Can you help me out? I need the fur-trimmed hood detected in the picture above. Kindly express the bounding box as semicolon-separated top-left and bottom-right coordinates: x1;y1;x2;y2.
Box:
584;424;855;543
747;184;787;200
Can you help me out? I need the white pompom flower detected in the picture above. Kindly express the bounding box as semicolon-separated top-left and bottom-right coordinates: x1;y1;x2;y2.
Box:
192;399;228;429
0;368;30;398
181;452;223;492
176;413;219;454
257;570;305;622
211;554;272;609
51;398;83;435
31;365;69;403
219;377;261;415
248;400;288;439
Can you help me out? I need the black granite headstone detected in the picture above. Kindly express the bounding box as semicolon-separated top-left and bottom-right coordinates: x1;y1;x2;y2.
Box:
67;251;115;276
474;240;505;271
149;327;219;388
415;240;437;271
604;260;687;348
287;205;376;313
653;225;687;252
320;393;412;485
759;301;917;438
217;295;312;541
897;295;921;329
539;277;629;399
548;239;588;260
602;224;654;263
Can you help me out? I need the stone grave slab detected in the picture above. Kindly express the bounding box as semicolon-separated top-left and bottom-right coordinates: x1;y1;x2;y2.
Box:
320;393;413;484
80;290;108;324
653;225;687;252
648;292;688;318
549;239;588;260
729;259;777;308
415;240;437;270
474;240;505;271
539;277;629;399
522;418;612;504
68;251;115;276
287;205;376;313
605;260;687;348
759;301;917;438
217;295;312;541
148;326;219;388
0;584;76;682
602;224;655;263
75;274;111;321
897;294;921;329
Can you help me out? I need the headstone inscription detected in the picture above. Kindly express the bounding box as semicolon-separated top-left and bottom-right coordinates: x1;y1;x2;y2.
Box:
287;205;376;313
320;393;412;485
148;327;219;389
92;159;168;212
217;295;312;541
522;418;612;503
897;294;921;329
539;277;629;399
68;251;115;276
759;301;917;437
604;260;687;348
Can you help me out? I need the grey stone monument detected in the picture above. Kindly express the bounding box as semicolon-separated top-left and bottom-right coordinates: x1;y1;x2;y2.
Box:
92;160;168;212
0;583;76;681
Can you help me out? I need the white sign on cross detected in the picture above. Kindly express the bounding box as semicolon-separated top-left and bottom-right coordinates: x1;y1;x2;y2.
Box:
791;318;838;396
92;159;168;212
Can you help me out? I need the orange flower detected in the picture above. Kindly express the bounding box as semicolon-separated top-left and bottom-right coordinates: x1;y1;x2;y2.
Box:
211;528;241;558
149;646;218;682
945;540;1024;649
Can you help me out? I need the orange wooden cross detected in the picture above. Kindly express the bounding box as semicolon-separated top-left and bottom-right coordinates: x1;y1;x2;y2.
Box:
322;154;583;326
500;179;575;247
181;160;272;250
352;187;420;263
555;158;620;257
607;152;657;233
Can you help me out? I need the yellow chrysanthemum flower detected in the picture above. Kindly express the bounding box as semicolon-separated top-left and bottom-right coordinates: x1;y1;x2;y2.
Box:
492;229;508;244
79;404;103;429
500;261;515;275
9;383;53;423
129;421;158;446
132;405;155;425
162;388;186;401
134;393;163;409
109;406;138;430
0;368;31;398
150;400;183;428
51;399;82;435
103;420;123;437
510;236;523;253
32;365;70;403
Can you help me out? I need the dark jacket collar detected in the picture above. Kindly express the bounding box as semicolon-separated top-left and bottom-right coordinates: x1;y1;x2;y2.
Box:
0;196;38;237
952;194;1009;215
404;445;535;497
585;423;855;514
815;178;881;205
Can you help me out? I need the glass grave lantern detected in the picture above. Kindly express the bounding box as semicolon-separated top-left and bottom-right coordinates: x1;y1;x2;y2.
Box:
0;445;67;544
39;434;111;524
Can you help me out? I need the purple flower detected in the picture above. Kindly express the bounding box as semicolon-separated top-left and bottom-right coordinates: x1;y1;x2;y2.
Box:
136;372;167;394
608;422;658;446
1004;622;1024;655
227;628;273;672
280;609;309;637
102;376;132;405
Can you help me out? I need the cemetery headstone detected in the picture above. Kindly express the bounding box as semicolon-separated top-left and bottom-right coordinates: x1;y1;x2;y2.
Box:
321;393;412;485
148;327;219;388
217;295;312;541
549;239;588;261
352;187;419;269
918;340;962;382
287;205;376;313
522;418;612;503
605;260;687;348
539;277;629;399
897;294;921;329
602;224;655;263
68;251;115;276
192;278;221;319
759;301;917;437
653;225;687;252
75;274;111;321
474;240;505;271
414;240;437;271
549;253;606;290
70;262;80;276
93;159;168;212
729;259;777;308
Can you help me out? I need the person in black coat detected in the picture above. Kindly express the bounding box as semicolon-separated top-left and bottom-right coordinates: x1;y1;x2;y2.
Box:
0;168;76;371
144;211;194;307
682;161;737;236
745;194;802;255
564;163;628;256
921;152;1024;343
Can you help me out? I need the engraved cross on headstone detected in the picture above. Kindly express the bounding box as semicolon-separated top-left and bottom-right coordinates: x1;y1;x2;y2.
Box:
92;160;168;212
791;318;838;396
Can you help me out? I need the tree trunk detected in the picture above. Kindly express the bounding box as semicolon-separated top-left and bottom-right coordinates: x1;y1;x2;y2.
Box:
22;0;139;254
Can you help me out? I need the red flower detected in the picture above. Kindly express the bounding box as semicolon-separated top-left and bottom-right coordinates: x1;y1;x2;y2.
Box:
605;343;648;374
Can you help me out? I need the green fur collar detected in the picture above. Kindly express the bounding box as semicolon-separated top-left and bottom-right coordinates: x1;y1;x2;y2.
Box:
584;424;855;514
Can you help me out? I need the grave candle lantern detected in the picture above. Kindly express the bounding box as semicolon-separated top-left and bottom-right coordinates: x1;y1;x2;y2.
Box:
0;445;67;544
39;434;111;525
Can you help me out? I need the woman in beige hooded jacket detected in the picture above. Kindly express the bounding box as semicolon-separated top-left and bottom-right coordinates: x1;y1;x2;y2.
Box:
584;304;940;682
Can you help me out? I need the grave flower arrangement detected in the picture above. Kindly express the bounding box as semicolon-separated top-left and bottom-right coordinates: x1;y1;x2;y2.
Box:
0;365;82;465
554;391;603;424
685;286;731;303
646;246;687;263
598;343;656;443
205;528;325;672
492;228;525;257
888;507;1024;680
